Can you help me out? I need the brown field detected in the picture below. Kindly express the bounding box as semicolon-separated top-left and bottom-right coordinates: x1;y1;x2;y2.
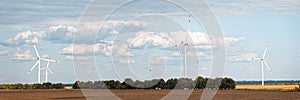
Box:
0;89;300;100
236;85;299;91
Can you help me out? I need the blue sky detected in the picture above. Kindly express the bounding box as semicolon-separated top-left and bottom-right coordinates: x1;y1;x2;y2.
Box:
0;0;300;84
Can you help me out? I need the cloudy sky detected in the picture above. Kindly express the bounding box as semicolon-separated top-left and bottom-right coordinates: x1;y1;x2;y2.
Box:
0;0;300;84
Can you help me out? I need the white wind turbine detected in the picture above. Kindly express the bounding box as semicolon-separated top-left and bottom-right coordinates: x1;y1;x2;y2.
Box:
172;16;192;77
251;44;271;86
28;45;58;83
41;58;57;82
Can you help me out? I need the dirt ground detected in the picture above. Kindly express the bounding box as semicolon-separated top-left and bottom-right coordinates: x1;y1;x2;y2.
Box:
0;89;300;100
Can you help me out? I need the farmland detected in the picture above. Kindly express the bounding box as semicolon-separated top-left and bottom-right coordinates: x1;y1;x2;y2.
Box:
0;89;300;100
236;84;299;91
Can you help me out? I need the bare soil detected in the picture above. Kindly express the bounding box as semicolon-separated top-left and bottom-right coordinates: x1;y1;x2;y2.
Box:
0;89;299;100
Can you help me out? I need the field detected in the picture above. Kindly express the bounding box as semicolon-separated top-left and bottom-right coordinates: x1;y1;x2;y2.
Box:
0;89;300;100
236;85;299;91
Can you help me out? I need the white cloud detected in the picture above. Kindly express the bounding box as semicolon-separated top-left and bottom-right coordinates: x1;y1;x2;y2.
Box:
298;53;300;57
3;31;46;46
44;25;76;43
118;59;135;64
172;51;208;57
228;53;257;62
127;31;244;50
102;20;154;30
60;44;109;56
60;43;133;57
65;55;92;60
113;44;133;56
127;32;175;48
224;37;245;46
0;50;9;55
9;50;35;61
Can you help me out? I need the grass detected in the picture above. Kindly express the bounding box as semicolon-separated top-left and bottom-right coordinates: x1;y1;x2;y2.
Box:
236;85;299;91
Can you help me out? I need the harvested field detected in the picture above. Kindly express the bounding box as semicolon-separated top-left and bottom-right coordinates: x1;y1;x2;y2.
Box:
0;89;300;100
236;85;299;91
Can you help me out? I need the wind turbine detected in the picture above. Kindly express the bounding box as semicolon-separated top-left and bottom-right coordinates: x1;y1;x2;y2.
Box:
251;44;271;86
28;44;58;83
172;16;191;77
41;59;57;82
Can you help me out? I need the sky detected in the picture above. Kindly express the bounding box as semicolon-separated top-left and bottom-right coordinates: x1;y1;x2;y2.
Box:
0;0;300;84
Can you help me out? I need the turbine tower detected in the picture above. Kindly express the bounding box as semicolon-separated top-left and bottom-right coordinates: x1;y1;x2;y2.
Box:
251;44;271;86
182;16;191;77
29;44;58;83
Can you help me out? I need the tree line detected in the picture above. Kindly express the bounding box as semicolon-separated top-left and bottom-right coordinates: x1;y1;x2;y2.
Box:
73;76;236;90
0;82;64;90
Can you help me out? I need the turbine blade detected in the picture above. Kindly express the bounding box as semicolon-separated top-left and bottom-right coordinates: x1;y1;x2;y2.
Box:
262;45;268;58
33;45;40;58
48;68;54;74
30;61;39;72
46;62;50;68
263;60;271;72
41;59;56;62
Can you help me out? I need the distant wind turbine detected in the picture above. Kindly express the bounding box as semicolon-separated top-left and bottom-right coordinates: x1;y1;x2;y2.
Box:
28;44;58;83
251;44;272;86
41;58;58;82
172;15;195;77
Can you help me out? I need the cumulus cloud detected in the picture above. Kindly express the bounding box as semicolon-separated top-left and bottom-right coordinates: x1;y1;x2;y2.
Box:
113;44;133;56
172;51;209;57
127;32;175;49
224;37;245;46
102;20;154;30
60;43;110;56
127;31;244;50
76;20;154;42
65;55;92;60
2;20;153;46
118;59;135;64
228;53;257;62
3;31;46;46
44;25;76;43
60;43;132;57
9;50;35;61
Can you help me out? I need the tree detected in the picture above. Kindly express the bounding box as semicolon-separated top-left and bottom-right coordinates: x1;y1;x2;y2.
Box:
124;78;134;89
72;81;80;89
166;78;177;89
42;82;52;89
53;83;65;89
195;76;206;89
92;81;106;89
32;83;42;89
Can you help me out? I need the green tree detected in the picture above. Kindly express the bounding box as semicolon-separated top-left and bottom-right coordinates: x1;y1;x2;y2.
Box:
195;76;206;89
32;83;42;89
166;78;178;89
42;82;53;89
53;83;65;89
72;81;80;89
